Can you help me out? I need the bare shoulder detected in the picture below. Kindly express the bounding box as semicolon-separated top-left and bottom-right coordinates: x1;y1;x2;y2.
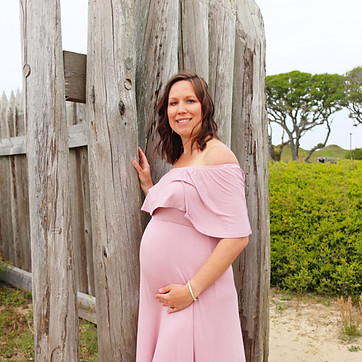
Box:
202;139;239;166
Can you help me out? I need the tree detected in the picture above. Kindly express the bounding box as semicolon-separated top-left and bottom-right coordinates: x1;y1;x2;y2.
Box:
266;71;346;161
345;66;362;125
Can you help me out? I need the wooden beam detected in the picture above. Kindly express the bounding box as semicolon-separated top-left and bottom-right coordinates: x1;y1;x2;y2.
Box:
0;123;88;156
0;265;32;292
67;123;88;148
0;265;97;324
0;136;26;156
63;51;87;104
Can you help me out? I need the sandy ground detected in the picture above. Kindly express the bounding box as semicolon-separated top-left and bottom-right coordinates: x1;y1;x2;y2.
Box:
269;289;362;362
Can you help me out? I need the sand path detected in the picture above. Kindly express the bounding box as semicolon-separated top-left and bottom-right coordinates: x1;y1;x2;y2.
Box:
269;289;362;362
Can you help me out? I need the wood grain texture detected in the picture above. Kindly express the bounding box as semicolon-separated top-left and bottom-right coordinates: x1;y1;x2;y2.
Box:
208;0;236;146
14;89;31;271
67;104;94;296
87;0;143;360
8;93;20;267
0;94;14;263
231;1;270;361
179;0;209;80
63;51;87;103
135;0;178;184
20;0;79;360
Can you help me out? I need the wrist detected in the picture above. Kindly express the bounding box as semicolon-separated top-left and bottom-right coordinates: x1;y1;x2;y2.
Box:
187;280;198;301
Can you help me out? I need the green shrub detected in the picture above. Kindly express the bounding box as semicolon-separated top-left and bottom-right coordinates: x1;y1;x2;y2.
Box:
345;148;362;160
269;160;362;297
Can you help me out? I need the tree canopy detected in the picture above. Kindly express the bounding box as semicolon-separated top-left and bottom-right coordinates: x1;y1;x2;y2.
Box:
266;71;346;161
345;66;362;125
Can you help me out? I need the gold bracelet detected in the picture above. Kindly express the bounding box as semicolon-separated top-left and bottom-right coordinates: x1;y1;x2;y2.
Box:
187;281;198;301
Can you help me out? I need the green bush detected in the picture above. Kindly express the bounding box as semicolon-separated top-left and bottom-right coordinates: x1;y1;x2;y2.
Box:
345;148;362;160
269;160;362;297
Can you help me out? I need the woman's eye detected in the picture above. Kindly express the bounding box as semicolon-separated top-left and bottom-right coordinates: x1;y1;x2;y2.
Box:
187;99;195;103
169;101;177;106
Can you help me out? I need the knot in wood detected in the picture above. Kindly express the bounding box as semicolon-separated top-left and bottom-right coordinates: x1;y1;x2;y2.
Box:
23;64;31;78
124;79;132;90
125;57;133;70
119;100;126;116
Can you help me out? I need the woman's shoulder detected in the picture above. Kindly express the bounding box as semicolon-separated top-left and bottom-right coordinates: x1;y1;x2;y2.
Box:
202;139;239;166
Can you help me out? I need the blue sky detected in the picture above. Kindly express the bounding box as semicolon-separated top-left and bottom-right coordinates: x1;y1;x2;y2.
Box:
1;0;361;149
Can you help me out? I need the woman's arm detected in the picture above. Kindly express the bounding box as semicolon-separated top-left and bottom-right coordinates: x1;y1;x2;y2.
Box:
132;147;153;195
155;236;249;313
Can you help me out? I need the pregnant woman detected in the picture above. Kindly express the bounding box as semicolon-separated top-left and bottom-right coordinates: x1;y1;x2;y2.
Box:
133;70;252;362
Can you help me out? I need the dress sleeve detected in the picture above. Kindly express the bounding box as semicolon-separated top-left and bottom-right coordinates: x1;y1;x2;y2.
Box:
183;166;252;239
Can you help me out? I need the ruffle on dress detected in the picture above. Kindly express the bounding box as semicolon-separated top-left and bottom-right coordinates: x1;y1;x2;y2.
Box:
141;164;252;239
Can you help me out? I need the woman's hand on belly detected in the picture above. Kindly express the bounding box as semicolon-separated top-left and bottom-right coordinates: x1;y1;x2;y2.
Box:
155;284;195;314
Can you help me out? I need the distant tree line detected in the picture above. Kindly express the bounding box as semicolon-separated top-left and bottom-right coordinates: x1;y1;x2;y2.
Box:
266;66;362;161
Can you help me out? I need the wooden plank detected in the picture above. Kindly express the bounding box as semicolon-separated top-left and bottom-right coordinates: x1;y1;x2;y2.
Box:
179;0;209;81
7;93;18;266
208;0;236;146
87;0;143;359
135;0;178;184
69;147;94;295
13;154;31;271
66;102;94;295
21;0;79;359
13;91;31;271
0;265;97;324
0;265;32;292
0;136;26;156
68;123;88;148
77;291;97;324
231;2;270;361
0;94;14;263
63;51;87;104
0;123;88;156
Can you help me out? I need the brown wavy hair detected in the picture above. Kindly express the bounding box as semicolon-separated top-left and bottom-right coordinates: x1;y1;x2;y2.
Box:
155;70;218;164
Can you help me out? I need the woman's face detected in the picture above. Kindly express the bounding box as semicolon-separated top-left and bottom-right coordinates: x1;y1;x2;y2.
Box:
167;80;202;142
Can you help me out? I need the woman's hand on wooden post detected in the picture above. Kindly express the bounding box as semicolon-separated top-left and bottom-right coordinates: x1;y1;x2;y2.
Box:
132;147;153;195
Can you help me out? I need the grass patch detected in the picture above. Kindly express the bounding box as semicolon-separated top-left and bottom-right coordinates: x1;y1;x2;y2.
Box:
0;282;98;360
348;345;361;352
0;283;34;360
79;320;98;360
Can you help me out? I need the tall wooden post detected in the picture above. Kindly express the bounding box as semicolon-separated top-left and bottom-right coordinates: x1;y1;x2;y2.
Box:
231;2;270;361
86;0;143;359
20;0;79;360
135;0;179;183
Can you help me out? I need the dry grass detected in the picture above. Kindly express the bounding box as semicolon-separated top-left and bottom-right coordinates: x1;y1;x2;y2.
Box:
337;295;362;338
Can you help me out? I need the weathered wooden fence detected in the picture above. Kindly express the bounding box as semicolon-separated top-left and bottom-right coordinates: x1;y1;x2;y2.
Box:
0;94;94;294
0;0;269;360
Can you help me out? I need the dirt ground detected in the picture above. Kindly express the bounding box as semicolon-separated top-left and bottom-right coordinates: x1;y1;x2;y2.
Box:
269;289;362;362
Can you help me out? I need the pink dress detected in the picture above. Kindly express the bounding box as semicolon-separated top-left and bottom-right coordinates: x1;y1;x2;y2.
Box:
136;164;252;362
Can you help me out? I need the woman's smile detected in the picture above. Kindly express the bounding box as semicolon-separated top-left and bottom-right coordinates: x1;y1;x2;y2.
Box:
176;117;192;125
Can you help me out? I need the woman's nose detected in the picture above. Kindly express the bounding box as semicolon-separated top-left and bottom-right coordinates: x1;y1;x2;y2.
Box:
177;102;186;113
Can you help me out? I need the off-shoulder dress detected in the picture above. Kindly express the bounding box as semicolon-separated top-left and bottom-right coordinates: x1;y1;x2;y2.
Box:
136;164;252;362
